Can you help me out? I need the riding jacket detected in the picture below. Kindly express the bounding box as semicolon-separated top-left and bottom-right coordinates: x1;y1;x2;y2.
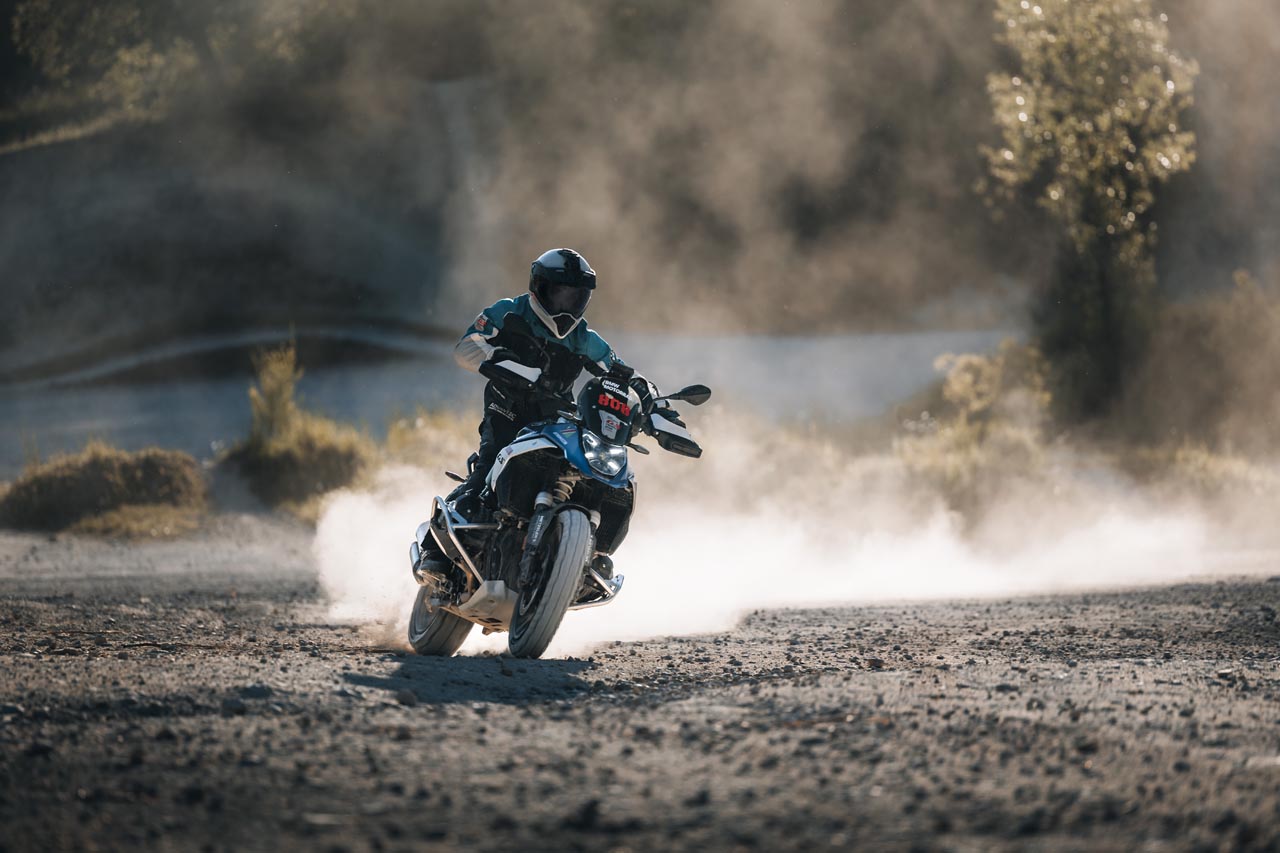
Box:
453;294;619;394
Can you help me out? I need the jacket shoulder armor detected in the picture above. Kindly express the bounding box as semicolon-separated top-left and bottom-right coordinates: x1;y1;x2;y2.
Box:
478;297;522;329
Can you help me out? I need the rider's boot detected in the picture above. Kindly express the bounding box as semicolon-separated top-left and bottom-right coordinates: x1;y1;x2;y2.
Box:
414;535;451;584
449;444;497;521
413;480;468;583
413;483;494;584
452;485;495;523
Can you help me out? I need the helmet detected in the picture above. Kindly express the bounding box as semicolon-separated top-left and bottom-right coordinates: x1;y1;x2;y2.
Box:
529;248;596;338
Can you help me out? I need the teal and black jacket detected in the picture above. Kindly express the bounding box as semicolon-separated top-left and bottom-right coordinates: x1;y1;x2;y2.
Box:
453;294;619;394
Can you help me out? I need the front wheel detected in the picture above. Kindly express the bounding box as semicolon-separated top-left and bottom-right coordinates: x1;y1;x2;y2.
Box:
408;587;473;656
508;509;592;659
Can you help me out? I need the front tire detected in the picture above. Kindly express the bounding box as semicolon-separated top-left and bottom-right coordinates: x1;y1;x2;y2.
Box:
508;509;592;659
408;587;473;656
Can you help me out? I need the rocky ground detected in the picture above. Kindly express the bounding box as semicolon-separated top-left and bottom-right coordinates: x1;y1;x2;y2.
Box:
1;518;1278;852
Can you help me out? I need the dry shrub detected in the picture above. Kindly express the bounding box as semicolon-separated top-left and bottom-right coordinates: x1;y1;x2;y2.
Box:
384;407;477;474
1123;269;1280;455
1119;442;1280;502
222;344;375;511
895;340;1051;515
1111;441;1280;546
0;441;206;532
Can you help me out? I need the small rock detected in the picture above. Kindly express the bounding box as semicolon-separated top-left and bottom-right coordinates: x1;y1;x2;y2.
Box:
300;812;343;829
866;658;886;670
395;689;418;707
239;683;273;699
684;788;711;807
1074;737;1099;755
176;784;205;805
25;740;54;757
561;798;600;830
1215;668;1235;679
1244;755;1280;768
220;697;247;717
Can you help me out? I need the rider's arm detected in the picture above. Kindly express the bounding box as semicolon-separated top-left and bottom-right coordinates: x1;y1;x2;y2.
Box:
577;327;620;376
578;326;660;414
453;298;519;372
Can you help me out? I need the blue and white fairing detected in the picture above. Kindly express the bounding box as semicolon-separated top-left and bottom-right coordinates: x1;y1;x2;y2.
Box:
486;420;634;491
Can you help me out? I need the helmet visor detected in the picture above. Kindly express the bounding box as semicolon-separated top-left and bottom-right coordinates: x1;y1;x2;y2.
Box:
537;282;592;318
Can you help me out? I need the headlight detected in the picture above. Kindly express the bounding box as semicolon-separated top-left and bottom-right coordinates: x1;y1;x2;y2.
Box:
581;430;628;476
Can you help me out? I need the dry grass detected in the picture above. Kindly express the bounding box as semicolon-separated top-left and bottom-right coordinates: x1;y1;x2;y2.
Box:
1119;442;1280;501
220;344;375;513
0;441;206;533
69;504;204;539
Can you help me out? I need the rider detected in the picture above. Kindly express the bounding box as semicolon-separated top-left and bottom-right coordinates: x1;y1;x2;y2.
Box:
442;248;652;523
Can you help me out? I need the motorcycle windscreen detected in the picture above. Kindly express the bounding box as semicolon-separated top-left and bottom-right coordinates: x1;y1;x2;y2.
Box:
577;377;640;445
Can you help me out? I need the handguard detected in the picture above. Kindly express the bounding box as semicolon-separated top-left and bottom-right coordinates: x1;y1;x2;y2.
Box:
649;407;702;458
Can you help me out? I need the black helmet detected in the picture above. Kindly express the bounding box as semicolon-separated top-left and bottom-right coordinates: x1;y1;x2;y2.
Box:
529;248;596;338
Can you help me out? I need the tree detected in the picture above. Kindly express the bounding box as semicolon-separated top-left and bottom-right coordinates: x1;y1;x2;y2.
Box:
983;0;1198;419
12;0;220;120
8;0;356;129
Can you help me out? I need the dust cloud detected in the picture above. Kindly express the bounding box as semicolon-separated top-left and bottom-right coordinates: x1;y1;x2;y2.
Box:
311;410;1270;658
447;0;1012;332
6;1;1280;365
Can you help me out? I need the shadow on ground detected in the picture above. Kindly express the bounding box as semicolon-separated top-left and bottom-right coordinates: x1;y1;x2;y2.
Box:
343;654;597;705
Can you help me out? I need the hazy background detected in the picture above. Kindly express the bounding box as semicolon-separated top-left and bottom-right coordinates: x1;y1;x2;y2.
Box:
2;0;1277;378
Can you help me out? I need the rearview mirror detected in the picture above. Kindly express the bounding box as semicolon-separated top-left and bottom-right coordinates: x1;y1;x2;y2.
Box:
663;384;712;406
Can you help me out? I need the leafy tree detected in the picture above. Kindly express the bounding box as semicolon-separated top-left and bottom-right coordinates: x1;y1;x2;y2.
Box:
983;0;1198;419
13;0;218;119
9;0;356;125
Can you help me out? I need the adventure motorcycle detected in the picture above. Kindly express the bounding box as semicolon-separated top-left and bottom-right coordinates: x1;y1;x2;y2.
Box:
407;354;710;659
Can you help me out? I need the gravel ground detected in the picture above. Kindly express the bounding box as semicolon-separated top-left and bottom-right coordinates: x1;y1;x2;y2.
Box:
1;518;1278;852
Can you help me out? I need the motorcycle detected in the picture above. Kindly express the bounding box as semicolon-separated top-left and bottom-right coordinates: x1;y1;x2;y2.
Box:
406;352;710;659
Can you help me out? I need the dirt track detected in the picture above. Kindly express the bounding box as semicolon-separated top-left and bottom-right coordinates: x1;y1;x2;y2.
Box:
2;517;1279;852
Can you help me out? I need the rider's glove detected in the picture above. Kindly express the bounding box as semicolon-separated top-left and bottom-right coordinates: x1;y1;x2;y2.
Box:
629;374;659;418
